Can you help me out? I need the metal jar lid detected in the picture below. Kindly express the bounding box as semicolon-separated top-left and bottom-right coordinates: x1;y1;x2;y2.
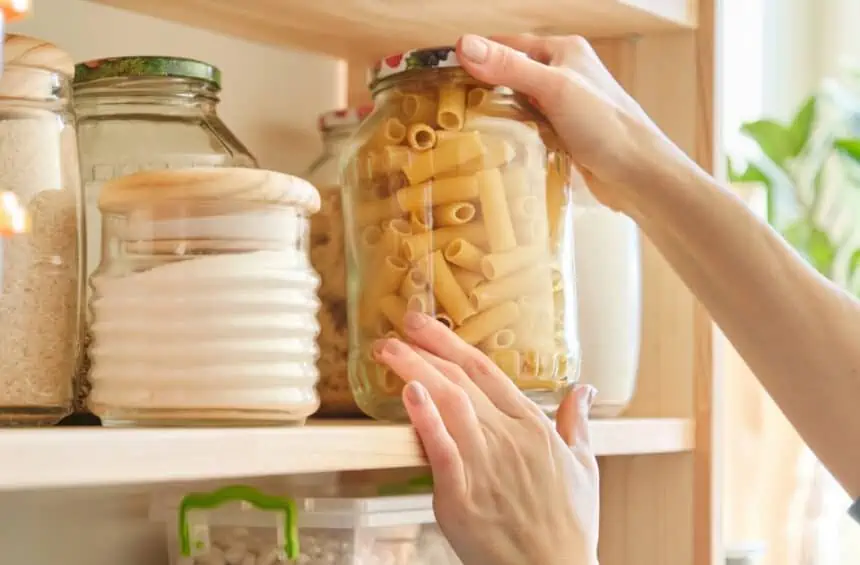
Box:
369;46;458;88
73;55;222;88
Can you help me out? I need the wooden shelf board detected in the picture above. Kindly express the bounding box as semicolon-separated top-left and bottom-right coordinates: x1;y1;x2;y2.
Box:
0;418;693;491
89;0;696;60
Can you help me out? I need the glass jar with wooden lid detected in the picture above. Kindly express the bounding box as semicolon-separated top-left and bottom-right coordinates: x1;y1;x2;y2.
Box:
88;167;321;426
341;46;581;421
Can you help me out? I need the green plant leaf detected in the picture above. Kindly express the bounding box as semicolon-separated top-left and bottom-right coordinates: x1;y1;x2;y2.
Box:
788;96;817;156
849;249;860;282
834;138;860;164
782;220;811;251
726;158;777;223
807;228;837;277
741;120;794;168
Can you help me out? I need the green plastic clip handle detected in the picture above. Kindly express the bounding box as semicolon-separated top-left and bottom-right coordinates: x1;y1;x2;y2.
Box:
178;485;299;560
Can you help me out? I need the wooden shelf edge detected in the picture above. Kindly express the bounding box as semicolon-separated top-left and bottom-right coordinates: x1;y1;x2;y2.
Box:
0;418;693;491
88;0;696;61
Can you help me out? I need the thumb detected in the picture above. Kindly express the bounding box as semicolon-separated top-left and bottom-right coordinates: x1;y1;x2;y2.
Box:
556;384;597;448
456;34;561;102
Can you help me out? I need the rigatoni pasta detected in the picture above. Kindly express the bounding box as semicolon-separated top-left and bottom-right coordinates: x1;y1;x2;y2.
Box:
343;48;581;420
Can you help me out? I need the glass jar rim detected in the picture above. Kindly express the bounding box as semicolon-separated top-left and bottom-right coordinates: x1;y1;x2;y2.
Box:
74;56;221;89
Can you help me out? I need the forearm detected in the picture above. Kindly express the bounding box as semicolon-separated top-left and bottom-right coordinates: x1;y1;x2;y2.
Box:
631;154;860;497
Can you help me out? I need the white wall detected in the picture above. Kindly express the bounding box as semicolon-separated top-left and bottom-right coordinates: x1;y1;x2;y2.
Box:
10;0;345;175
5;3;343;564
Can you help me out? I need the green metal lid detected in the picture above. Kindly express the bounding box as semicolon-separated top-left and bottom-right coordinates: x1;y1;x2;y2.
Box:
74;55;221;87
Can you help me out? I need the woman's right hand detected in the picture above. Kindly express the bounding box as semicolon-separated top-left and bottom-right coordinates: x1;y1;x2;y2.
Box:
455;33;694;216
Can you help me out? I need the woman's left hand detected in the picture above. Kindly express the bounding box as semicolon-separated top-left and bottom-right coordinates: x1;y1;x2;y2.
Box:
372;311;600;565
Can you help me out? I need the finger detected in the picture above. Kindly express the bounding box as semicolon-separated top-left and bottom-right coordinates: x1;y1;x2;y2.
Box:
402;311;531;418
456;34;567;106
403;381;467;496
374;337;486;451
407;343;496;414
487;33;558;64
556;384;597;448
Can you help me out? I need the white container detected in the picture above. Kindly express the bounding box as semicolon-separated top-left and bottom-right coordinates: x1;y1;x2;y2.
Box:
573;193;642;417
88;168;321;426
150;485;461;565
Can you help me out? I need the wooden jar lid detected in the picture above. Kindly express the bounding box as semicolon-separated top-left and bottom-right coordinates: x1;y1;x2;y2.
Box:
4;34;74;76
98;168;322;215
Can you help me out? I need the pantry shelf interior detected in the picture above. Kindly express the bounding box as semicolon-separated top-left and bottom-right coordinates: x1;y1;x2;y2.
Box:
88;0;696;59
0;418;693;491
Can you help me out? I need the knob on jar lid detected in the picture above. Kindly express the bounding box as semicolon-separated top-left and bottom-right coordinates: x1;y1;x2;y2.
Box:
317;105;374;131
73;55;222;88
3;33;74;76
369;46;459;88
98;167;321;215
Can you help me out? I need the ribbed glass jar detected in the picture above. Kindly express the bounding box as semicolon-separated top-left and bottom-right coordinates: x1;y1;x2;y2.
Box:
88;168;321;426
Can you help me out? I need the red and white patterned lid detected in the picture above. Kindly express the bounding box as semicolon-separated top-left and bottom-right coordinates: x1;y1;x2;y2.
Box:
369;46;459;87
317;105;374;131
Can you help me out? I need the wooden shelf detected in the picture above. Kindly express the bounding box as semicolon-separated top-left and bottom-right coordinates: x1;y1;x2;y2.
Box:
89;0;696;60
0;418;693;491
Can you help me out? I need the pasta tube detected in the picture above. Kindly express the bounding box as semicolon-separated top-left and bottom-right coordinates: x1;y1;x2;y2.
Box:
402;131;484;185
355;195;399;227
379;294;409;333
410;209;432;233
470;264;551;312
377;146;411;175
402;222;487;262
399;268;428;298
444;238;485;273
380;218;412;256
451;136;516;176
466;87;492;110
437;83;467;131
406;123;437;151
366;117;407;149
480;329;516;351
401;93;436;125
430;250;476;325
450;265;485;294
489;349;521;379
432;202;476;226
395;174;479;213
480;245;544;280
476;168;517;252
435;313;454;329
407;293;433;313
455;300;520;345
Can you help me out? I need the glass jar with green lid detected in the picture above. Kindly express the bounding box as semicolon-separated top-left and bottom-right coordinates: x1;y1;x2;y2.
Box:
73;55;258;417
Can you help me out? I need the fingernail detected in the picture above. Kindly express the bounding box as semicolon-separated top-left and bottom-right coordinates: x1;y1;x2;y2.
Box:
575;384;597;412
383;338;403;355
404;310;430;331
372;339;386;357
404;381;427;406
460;34;489;63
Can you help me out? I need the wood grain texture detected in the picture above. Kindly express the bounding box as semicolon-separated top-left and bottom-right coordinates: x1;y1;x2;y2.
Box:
0;418;693;491
88;0;695;60
594;0;719;563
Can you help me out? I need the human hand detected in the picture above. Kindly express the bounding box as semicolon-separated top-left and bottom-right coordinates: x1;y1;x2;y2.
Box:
372;311;599;565
455;33;694;216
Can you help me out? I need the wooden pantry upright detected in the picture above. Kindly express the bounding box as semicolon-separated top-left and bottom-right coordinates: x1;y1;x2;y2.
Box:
2;1;721;565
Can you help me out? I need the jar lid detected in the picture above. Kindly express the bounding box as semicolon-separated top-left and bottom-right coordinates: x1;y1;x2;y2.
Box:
99;168;321;215
74;56;222;88
3;34;74;76
369;46;458;88
317;105;374;131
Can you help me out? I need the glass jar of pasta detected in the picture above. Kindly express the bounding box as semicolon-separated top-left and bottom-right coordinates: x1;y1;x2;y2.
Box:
342;46;581;421
305;106;373;416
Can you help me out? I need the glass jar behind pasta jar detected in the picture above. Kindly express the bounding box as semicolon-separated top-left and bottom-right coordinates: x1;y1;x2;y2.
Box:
342;46;581;421
89;168;320;426
0;35;81;426
73;56;258;417
304;106;373;416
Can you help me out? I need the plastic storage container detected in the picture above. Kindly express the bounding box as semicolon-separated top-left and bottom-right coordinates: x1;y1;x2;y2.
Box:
342;46;581;421
573;187;641;417
73;55;258;415
305;106;373;416
0;35;82;426
150;485;461;565
88;168;321;426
